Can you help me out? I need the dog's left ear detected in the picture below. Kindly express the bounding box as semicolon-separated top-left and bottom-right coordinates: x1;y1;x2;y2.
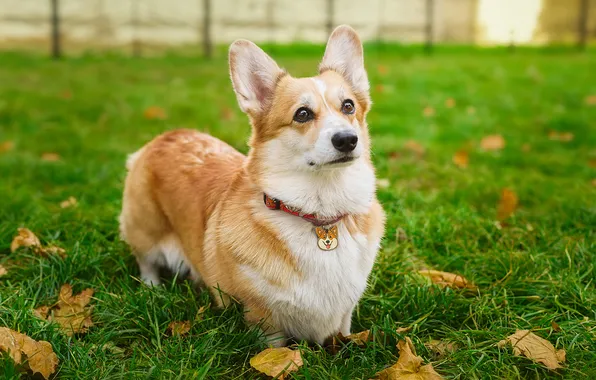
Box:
319;25;369;97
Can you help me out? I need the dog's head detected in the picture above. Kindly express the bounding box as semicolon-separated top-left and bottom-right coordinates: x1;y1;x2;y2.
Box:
229;25;371;174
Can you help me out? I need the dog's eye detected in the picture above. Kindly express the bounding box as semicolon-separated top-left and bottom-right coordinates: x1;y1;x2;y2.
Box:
341;99;355;115
293;107;314;123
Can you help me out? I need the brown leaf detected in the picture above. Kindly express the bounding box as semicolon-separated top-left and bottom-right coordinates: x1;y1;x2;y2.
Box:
41;152;61;162
418;270;477;290
445;98;456;108
40;245;66;258
396;326;412;334
33;306;50;320
551;321;561;332
497;330;566;370
377;65;388;75
466;106;476;115
548;131;574;142
404;140;425;156
343;330;371;346
0;265;7;277
395;228;408;243
250;347;303;379
10;228;41;253
375;84;385;93
376;337;443;380
220;107;234;121
497;188;518;221
168;321;191;336
480;135;505;151
60;90;72;99
143;106;167;120
424;340;457;358
60;196;78;208
37;284;94;336
0;140;14;153
584;94;596;105
521;143;531;152
592;179;596;187
423;106;435;117
0;327;59;379
452;150;469;169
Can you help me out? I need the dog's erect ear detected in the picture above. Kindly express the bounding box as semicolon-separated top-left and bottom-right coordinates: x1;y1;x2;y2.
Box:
319;25;369;96
229;40;283;115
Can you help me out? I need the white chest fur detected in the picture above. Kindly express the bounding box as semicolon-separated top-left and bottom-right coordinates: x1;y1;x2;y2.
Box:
241;210;379;344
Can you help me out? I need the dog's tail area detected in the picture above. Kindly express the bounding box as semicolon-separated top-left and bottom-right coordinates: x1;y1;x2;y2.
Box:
125;147;146;171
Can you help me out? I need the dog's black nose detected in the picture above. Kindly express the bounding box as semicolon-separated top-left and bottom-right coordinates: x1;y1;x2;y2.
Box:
331;131;358;153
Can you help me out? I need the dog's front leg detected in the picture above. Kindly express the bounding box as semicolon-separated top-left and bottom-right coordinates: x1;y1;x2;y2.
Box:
339;307;354;336
244;304;287;347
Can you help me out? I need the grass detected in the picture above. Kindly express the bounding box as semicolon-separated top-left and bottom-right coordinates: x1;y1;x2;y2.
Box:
0;47;595;379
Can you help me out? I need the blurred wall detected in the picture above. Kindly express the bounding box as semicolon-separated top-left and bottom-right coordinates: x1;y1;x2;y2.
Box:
0;0;477;48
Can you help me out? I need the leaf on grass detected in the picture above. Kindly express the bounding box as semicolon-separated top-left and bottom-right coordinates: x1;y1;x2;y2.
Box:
41;153;61;162
220;106;235;121
168;321;191;336
377;178;390;189
584;94;596;106
0;140;14;153
0;327;59;379
445;98;456;108
395;228;408;243
36;284;94;336
424;340;458;358
0;265;7;277
522;143;531;152
591;178;596;187
548;131;574;142
396;326;412;334
418;270;477;290
466;106;476;115
480;134;505;151
33;306;50;320
250;347;303;379
60;196;78;208
377;65;388;75
342;330;371;346
10;228;41;253
497;330;566;370
497;188;518;221
423;106;435;117
551;321;562;332
404;140;425;156
452;150;469;168
376;337;443;380
143;106;167;120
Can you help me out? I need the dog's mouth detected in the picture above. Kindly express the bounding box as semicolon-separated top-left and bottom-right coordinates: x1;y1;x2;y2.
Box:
325;156;355;165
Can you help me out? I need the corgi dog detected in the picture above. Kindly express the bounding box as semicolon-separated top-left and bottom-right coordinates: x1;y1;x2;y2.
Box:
119;25;385;346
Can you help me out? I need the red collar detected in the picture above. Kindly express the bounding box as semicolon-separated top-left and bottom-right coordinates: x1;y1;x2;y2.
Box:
264;194;344;226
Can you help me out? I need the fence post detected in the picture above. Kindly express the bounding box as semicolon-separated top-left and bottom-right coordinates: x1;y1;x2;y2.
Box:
578;0;589;51
50;0;61;59
425;0;434;54
203;0;212;58
326;0;334;35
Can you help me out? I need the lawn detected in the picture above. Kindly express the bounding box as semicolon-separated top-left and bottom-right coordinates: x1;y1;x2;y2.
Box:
0;47;595;379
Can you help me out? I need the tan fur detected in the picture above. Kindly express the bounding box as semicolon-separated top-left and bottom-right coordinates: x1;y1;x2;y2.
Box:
120;25;385;343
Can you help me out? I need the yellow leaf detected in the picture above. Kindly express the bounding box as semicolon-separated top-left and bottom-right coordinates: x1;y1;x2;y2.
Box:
377;178;390;189
445;98;456;108
0;265;7;277
0;140;14;153
423;106;435;117
342;330;371;346
418;270;477;290
37;284;94;336
452;150;469;169
497;188;518;221
33;306;51;320
466;106;476;115
424;340;458;358
548;131;574;142
377;65;389;75
396;326;412;334
480;134;505;151
60;196;78;208
376;337;443;380
498;330;566;370
10;228;41;253
0;327;59;379
250;347;303;379
168;321;191;336
40;245;66;258
143;106;167;120
584;94;596;105
404;140;425;156
41;153;61;162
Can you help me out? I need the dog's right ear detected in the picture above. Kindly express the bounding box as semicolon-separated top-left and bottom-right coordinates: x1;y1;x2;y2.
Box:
229;40;283;116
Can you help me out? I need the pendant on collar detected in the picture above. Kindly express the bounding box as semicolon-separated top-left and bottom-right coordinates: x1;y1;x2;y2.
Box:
315;225;339;251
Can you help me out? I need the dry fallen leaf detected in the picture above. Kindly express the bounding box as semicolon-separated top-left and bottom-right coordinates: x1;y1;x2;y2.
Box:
10;228;41;253
221;107;234;121
377;65;388;75
591;178;596;187
33;306;51;320
498;330;566;370
584;94;596;105
36;284;94;336
425;340;458;358
551;321;562;332
250;347;303;379
497;188;518;221
41;152;61;162
548;131;574;142
480;134;505;151
521;143;531;152
452;150;469;169
376;337;442;380
143;106;167;120
0;265;7;277
375;84;385;93
423;106;435;117
0;327;59;379
60;196;78;208
395;228;408;243
405;140;425;156
396;326;412;334
0;140;14;153
377;178;390;189
418;270;477;290
445;98;456;108
168;321;191;336
342;330;371;346
466;106;476;115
